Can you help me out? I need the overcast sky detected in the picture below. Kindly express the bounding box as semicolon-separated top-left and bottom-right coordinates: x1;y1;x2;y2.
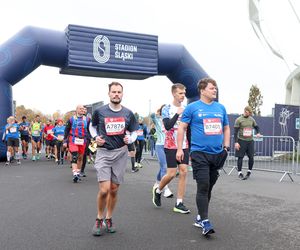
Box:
1;0;299;116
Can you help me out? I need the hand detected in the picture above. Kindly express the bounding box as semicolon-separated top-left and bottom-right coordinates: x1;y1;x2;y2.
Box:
95;135;105;146
234;142;240;151
176;149;184;162
255;133;262;138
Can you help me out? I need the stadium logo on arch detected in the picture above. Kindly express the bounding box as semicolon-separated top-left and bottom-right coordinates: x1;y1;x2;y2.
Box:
93;35;110;64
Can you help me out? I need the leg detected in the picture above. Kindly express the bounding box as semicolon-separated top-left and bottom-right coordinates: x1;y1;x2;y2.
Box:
106;182;120;218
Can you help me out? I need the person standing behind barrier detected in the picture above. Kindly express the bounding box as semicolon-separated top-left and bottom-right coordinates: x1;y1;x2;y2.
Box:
135;117;148;168
176;78;230;235
234;106;261;180
152;83;190;214
5;116;21;165
19;116;30;159
150;105;173;198
89;81;138;236
63;105;91;183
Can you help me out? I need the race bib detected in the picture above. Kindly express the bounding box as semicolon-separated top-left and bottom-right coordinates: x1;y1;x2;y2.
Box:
74;137;84;145
10;127;17;133
47;130;52;135
57;135;64;140
203;118;222;135
243;127;252;137
33;130;40;136
24;127;28;131
137;129;143;136
105;117;125;135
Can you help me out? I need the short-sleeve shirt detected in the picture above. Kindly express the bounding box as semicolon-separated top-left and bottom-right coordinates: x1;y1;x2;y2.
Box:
181;100;229;154
92;104;138;150
162;104;188;149
5;123;20;139
19;122;30;135
234;115;257;141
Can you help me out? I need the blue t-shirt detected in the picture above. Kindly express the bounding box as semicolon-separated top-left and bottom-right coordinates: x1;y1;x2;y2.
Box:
19;121;30;135
53;125;66;139
5;123;20;139
181;100;229;154
136;123;148;141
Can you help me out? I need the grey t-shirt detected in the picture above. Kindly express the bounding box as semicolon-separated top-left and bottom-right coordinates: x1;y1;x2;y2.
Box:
92;104;138;150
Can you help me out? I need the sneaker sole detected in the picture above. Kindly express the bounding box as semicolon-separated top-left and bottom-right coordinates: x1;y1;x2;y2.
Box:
193;222;202;228
163;194;174;198
173;207;190;214
203;228;215;236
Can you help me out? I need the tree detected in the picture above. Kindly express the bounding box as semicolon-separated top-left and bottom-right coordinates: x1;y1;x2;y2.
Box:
248;84;263;116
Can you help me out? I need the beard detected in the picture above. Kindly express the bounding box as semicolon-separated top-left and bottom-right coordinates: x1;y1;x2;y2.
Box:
111;98;121;104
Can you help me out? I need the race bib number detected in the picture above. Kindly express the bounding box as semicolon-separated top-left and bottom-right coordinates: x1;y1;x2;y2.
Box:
74;137;84;145
105;117;125;135
24;127;28;131
33;130;40;136
243;127;252;137
203;118;222;135
137;129;143;136
10;127;17;133
57;135;64;140
47;130;52;135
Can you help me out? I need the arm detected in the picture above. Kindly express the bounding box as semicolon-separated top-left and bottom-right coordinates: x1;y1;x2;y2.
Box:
223;125;230;148
63;119;71;142
176;121;188;161
163;113;179;131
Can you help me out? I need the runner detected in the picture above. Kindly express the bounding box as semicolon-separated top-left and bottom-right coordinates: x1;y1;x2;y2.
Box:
52;118;66;165
89;82;138;236
5;116;21;165
63;105;91;183
30;115;42;161
152;83;190;214
19;116;30;159
43;119;55;160
176;78;230;235
150;105;173;198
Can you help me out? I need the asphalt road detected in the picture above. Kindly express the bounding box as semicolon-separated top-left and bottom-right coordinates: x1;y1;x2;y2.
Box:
0;154;299;250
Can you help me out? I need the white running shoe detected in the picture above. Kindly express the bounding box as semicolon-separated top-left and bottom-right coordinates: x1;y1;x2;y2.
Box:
163;186;174;198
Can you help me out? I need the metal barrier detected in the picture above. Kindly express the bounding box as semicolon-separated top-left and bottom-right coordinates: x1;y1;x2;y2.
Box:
225;136;296;182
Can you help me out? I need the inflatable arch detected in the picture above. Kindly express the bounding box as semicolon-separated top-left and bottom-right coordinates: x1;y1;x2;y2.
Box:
0;24;208;159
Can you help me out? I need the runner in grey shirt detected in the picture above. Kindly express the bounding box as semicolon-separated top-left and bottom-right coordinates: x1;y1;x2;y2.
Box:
90;82;138;236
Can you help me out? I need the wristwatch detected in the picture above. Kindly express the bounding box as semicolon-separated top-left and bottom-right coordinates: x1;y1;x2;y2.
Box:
223;146;230;151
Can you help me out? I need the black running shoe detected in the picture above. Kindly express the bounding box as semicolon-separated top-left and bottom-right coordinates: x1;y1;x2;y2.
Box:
173;202;190;214
243;171;251;180
238;173;244;180
92;218;104;236
131;167;139;173
152;187;161;207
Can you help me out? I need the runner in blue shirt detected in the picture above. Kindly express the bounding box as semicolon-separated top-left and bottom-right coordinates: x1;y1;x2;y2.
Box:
176;78;230;236
5;116;21;165
19;116;30;159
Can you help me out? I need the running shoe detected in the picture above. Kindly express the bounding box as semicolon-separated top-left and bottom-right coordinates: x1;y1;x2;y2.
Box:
5;161;10;166
36;153;40;160
104;218;116;233
199;219;215;235
243;171;251;180
80;172;86;177
238;173;244;180
173;202;190;214
17;160;21;165
92;218;104;236
152;187;161;207
193;215;202;228
32;156;36;161
73;174;79;183
60;159;64;165
131;167;139;173
23;154;27;160
163;186;173;198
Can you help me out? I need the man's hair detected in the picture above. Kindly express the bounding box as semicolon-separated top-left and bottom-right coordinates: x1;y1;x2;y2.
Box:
109;82;123;91
197;78;217;92
171;83;186;93
244;106;253;114
22;116;26;119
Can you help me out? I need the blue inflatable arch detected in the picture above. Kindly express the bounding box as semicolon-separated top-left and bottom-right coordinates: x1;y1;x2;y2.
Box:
0;25;208;159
